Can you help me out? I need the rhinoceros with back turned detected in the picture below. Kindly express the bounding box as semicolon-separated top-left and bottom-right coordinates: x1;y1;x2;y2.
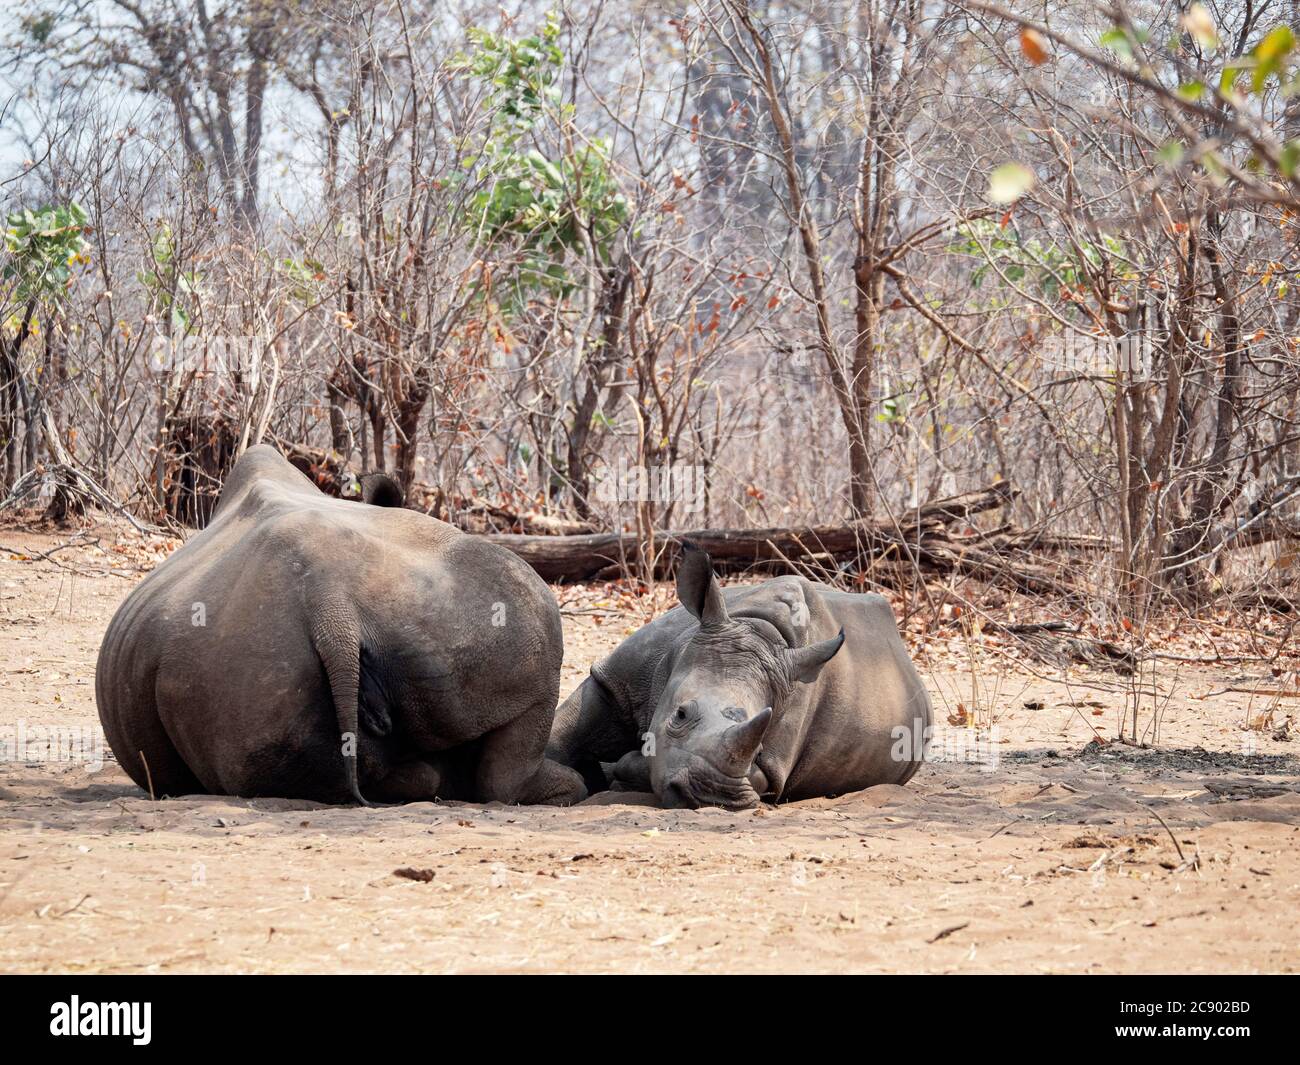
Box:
95;444;586;806
548;547;931;808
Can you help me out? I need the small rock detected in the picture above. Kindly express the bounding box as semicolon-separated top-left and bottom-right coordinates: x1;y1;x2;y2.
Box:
393;867;436;882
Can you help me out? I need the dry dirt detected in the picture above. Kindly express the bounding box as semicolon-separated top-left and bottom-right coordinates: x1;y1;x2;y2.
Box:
2;521;1299;973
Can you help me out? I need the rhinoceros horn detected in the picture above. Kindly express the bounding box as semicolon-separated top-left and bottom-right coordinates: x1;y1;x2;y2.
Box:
785;628;845;683
721;706;772;771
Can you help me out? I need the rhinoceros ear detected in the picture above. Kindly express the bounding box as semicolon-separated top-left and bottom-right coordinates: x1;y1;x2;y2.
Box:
359;472;404;508
677;543;729;629
785;628;845;684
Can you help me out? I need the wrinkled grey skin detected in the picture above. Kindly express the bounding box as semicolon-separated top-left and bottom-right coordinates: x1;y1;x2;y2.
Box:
548;548;930;809
96;444;586;806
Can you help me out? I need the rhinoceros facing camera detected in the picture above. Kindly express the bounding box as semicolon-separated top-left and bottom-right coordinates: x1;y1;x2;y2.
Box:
547;546;932;809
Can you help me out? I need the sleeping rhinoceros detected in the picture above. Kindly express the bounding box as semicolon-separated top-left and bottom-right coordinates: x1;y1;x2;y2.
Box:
548;548;931;808
96;444;586;806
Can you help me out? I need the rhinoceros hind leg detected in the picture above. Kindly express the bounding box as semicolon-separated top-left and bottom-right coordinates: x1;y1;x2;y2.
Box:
108;690;203;799
132;740;203;800
517;757;588;805
477;697;587;805
370;756;452;803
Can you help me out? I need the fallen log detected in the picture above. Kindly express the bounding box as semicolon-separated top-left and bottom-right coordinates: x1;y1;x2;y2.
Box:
275;443;1030;581
482;482;1079;590
904;481;1019;523
234;448;1082;595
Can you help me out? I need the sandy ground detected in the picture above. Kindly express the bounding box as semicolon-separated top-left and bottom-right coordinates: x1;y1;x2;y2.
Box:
2;521;1299;973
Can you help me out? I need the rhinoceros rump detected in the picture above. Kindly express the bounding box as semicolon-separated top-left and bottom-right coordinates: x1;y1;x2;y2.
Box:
95;445;585;806
548;547;931;808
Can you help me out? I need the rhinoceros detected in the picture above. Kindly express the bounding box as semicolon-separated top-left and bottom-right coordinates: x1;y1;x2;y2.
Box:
548;548;931;808
96;444;586;806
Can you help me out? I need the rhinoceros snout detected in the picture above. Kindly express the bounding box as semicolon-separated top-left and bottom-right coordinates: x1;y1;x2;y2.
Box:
661;776;700;810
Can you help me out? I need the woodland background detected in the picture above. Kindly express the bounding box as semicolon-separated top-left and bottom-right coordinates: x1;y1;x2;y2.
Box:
2;0;1299;630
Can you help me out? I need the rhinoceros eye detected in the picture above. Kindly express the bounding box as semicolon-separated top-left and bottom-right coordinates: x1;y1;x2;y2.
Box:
668;702;697;733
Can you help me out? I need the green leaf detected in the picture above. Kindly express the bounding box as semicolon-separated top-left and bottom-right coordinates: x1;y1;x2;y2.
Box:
1157;141;1185;166
1;199;91;306
1099;28;1131;58
1280;139;1300;178
1201;151;1228;185
1252;25;1296;91
1219;63;1247;100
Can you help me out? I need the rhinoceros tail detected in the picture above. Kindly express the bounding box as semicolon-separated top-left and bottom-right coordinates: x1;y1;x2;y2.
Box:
311;608;372;807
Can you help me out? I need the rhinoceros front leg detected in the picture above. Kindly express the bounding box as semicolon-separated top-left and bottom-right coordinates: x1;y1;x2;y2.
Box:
477;697;588;806
752;749;787;802
547;673;637;796
608;750;652;792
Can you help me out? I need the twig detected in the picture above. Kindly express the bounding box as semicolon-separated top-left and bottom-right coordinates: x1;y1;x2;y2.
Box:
139;750;156;802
